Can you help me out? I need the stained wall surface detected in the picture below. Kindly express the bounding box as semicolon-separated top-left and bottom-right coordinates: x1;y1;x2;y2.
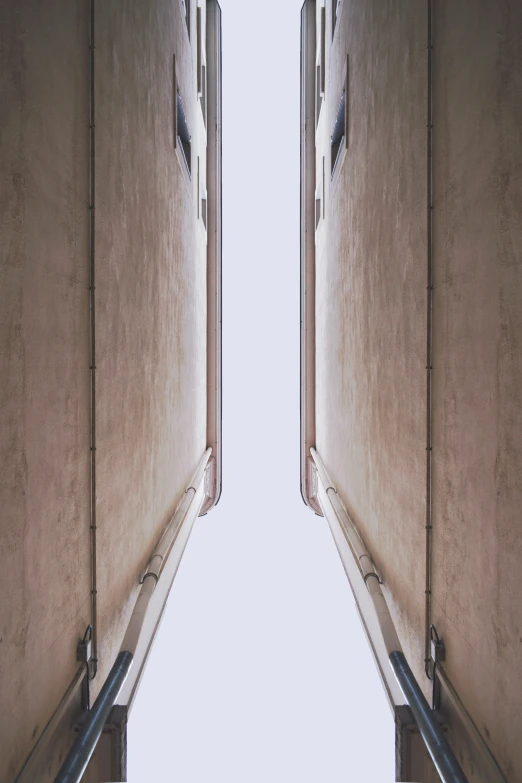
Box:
93;0;208;702
431;2;522;779
312;0;522;780
0;3;91;780
315;0;427;701
0;0;208;780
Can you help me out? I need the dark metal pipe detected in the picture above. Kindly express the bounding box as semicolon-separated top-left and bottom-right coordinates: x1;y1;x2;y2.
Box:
390;651;469;783
53;651;132;783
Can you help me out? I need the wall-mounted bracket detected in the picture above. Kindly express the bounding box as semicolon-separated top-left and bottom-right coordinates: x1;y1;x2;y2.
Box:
77;625;93;710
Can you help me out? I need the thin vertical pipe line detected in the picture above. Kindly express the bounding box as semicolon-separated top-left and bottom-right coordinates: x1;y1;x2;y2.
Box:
424;0;434;678
88;0;98;678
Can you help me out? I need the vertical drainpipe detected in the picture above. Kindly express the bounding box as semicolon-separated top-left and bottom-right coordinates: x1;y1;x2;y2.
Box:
88;0;98;679
424;0;434;679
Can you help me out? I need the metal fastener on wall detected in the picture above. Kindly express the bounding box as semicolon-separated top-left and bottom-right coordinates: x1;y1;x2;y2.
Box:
390;651;469;783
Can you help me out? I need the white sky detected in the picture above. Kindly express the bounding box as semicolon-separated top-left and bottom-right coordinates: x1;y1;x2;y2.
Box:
128;1;395;779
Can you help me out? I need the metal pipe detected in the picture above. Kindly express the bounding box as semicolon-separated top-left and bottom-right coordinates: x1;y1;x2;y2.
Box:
300;0;321;515
390;651;469;783
312;448;469;783
88;0;98;678
53;451;211;783
121;449;211;655
311;448;401;656
53;652;132;783
201;0;222;515
424;0;434;679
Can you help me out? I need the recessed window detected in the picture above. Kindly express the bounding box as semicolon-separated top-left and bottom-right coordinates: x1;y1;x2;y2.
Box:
316;157;325;230
332;0;341;37
176;90;191;177
200;64;207;125
316;5;326;126
331;90;346;178
181;0;190;36
316;65;323;127
197;157;207;228
320;6;326;94
197;6;202;94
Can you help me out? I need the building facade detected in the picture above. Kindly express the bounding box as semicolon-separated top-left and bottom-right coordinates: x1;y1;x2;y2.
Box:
301;1;522;781
0;0;221;780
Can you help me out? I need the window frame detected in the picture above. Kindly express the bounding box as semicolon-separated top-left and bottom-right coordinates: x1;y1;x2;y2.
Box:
330;56;349;183
180;0;190;37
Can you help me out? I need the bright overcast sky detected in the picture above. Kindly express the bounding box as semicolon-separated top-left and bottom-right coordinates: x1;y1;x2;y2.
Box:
128;1;394;779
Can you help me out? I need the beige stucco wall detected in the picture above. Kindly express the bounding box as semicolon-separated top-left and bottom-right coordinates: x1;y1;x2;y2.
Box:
431;2;522;779
315;0;427;701
313;0;522;779
0;0;208;779
0;2;92;780
93;0;207;702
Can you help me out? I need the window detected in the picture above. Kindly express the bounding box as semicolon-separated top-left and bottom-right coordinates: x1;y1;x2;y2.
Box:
316;5;326;126
196;5;206;124
181;0;190;36
331;90;346;177
315;157;325;230
200;63;207;125
176;89;191;177
197;157;207;229
316;64;323;127
197;6;202;95
320;6;326;94
332;0;341;37
322;156;326;218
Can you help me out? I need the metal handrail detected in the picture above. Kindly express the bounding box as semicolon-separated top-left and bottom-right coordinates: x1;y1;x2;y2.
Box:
53;450;211;783
311;448;469;783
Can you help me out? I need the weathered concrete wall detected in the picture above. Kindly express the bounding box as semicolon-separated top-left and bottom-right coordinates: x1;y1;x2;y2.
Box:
0;2;91;780
314;0;522;779
315;0;428;701
0;0;208;779
93;0;207;697
431;1;522;779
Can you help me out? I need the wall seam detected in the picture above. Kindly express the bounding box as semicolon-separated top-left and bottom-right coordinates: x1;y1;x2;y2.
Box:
88;0;98;679
424;0;434;680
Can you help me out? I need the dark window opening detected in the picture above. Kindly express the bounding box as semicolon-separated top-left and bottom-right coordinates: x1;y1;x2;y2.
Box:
316;6;326;126
331;90;346;178
316;64;323;127
200;63;206;125
332;0;341;37
322;155;326;220
197;6;202;94
320;6;325;94
177;90;191;177
182;0;190;36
